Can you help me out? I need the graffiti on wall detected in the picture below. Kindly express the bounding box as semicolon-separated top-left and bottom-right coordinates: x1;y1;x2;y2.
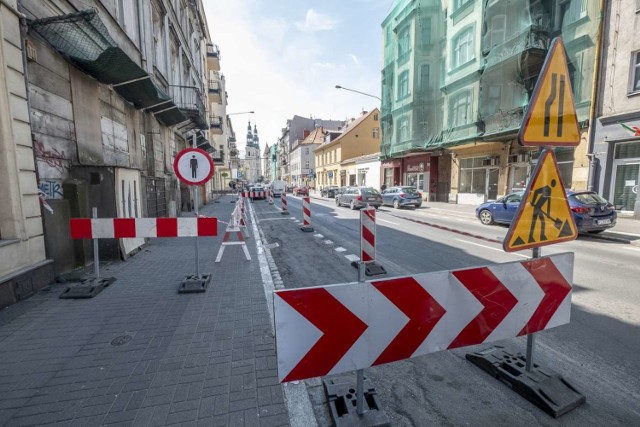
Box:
34;139;69;176
38;179;64;199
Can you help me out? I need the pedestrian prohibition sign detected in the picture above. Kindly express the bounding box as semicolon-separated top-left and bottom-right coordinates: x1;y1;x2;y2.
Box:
173;148;214;186
503;149;577;252
518;37;580;147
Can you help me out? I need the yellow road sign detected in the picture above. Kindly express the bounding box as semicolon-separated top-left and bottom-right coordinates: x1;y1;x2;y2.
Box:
518;37;580;147
503;149;577;252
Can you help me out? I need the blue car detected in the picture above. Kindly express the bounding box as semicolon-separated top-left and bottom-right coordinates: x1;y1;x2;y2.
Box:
381;186;423;209
475;190;617;234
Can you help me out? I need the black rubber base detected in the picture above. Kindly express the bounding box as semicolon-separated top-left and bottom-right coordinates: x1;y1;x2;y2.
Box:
59;277;116;299
281;211;290;215
466;346;585;418
323;377;390;427
350;261;387;276
178;274;211;294
300;225;314;232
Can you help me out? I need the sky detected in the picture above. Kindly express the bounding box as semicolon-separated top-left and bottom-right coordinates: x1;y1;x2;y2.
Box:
203;0;394;155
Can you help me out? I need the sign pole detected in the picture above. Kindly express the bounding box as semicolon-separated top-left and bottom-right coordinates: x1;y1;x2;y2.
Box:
526;246;541;372
356;260;366;415
92;207;100;279
193;186;200;278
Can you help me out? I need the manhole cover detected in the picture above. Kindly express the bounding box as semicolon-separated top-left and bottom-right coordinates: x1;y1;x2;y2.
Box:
110;335;132;346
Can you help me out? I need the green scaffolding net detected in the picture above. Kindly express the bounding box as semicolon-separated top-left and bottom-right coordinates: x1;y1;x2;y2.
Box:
380;0;601;158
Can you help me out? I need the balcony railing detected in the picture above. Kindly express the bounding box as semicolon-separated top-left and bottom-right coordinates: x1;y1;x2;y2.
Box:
206;43;220;59
210;115;223;134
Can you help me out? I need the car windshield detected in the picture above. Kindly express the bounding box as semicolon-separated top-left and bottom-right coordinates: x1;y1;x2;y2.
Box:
571;192;608;205
361;188;380;196
400;187;419;194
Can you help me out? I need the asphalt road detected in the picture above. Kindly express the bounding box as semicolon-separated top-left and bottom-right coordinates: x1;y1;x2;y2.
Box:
251;195;640;426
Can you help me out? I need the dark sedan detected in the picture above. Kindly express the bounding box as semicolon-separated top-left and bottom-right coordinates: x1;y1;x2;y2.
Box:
475;190;617;234
381;186;423;209
321;185;340;198
336;187;383;209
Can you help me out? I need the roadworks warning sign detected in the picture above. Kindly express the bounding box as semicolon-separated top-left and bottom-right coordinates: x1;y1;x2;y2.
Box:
504;149;577;252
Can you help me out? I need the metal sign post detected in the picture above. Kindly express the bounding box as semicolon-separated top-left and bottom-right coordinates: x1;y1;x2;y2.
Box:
526;246;541;372
356;261;365;415
92;207;99;279
193;186;200;278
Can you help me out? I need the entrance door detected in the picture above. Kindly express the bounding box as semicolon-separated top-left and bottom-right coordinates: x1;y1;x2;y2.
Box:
487;168;499;200
611;162;639;212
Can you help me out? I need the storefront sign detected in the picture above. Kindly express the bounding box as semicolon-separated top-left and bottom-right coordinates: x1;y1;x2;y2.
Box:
406;162;428;173
382;160;401;168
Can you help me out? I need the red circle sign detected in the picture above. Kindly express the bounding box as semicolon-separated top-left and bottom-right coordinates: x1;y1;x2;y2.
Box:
173;148;214;186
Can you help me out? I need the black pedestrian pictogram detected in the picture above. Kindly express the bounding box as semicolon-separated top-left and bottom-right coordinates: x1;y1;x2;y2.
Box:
190;155;198;179
529;179;556;243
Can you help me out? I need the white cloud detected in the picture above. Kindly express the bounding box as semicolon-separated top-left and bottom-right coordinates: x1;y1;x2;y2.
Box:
295;9;339;33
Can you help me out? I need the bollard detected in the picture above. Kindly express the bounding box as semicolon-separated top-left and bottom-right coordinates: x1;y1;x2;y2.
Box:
300;197;314;232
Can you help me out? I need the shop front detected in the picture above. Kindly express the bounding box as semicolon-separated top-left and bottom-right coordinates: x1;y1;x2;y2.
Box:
402;154;431;200
381;159;401;188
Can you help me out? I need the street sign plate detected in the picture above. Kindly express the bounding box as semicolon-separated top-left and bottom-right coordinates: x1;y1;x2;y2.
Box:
503;149;577;252
173;148;214;186
518;37;580;147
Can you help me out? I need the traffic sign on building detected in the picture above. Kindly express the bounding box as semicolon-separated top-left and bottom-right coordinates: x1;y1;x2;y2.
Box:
173;148;214;186
503;149;577;252
518;37;580;147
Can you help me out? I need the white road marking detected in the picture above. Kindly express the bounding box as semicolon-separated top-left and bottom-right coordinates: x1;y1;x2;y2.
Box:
454;238;529;258
377;218;398;225
345;254;360;262
313;234;324;238
323;240;333;245
335;247;347;252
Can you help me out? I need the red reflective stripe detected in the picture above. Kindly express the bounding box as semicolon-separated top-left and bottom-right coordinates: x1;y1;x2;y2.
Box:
448;267;517;349
361;251;374;262
156;218;178;237
113;218;136;238
70;219;92;239
362;225;375;247
197;218;218;236
373;277;446;366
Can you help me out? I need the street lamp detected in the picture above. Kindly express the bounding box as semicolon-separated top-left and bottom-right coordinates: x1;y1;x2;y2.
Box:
335;85;381;101
227;110;254;116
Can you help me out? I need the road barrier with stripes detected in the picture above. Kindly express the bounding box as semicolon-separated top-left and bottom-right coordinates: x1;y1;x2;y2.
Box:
360;207;375;262
70;217;218;239
281;192;289;215
300;197;314;232
268;190;274;205
215;200;250;262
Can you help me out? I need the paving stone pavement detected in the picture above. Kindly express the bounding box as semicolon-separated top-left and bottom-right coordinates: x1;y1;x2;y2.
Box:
0;195;290;427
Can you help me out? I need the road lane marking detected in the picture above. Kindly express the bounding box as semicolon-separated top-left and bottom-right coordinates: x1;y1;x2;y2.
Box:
323;240;333;245
377;218;398;225
335;247;346;252
314;234;324;238
455;239;529;258
345;254;360;262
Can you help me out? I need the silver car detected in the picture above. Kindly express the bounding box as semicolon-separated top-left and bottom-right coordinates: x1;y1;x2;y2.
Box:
335;187;383;210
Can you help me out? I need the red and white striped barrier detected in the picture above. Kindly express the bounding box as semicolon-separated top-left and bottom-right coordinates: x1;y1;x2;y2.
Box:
361;207;375;262
70;217;218;239
241;191;265;199
274;253;574;382
281;192;289;215
215;205;251;262
268;190;274;205
300;197;313;232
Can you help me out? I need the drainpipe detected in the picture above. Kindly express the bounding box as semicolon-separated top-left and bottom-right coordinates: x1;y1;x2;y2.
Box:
137;0;147;66
586;0;606;192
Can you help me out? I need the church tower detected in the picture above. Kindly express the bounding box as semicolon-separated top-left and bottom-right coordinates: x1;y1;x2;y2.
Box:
244;121;261;183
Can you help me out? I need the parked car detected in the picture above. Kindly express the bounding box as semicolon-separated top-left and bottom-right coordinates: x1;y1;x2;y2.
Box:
475;190;617;234
381;186;423;209
293;185;309;196
336;187;383;210
334;187;348;199
321;185;340;198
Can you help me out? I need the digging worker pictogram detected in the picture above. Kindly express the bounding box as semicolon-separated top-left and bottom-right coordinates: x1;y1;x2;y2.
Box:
529;179;556;243
190;155;198;178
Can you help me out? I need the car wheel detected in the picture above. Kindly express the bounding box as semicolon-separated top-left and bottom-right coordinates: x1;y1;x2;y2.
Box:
336;198;340;207
479;209;494;225
415;203;422;209
350;200;357;210
393;199;400;209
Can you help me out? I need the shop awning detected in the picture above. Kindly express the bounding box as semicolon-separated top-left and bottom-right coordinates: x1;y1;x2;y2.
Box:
28;9;186;126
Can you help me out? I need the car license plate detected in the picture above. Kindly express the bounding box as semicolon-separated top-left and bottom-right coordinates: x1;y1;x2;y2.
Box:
367;197;376;201
597;219;611;225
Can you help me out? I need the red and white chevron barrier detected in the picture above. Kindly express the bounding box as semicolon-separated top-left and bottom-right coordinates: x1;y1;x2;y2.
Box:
300;197;313;232
274;253;574;382
361;207;375;262
281;192;289;215
268;190;274;205
241;191;265;199
70;217;218;239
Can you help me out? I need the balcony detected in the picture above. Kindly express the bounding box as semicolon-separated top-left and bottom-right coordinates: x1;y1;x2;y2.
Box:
482;26;550;72
208;79;222;104
210;115;223;134
169;85;207;130
212;151;225;165
207;43;220;71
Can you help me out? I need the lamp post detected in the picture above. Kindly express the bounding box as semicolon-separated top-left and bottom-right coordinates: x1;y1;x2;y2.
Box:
335;85;381;102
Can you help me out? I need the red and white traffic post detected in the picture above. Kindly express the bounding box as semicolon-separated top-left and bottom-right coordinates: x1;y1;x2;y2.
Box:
355;207;386;277
268;190;274;205
300;197;313;232
280;192;289;215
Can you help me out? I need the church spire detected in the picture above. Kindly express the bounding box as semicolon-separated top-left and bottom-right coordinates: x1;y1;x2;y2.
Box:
246;120;253;146
253;124;259;147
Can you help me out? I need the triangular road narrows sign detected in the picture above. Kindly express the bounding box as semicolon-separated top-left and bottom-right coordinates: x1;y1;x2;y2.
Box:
518;37;580;147
503;149;577;252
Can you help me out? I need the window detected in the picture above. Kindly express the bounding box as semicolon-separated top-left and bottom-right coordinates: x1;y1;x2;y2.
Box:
116;0;139;43
560;0;587;25
305;161;309;169
452;27;474;68
454;0;472;11
396;117;409;142
373;127;380;138
305;147;309;155
572;51;584;101
420;18;432;45
487;85;502;115
398;27;410;63
450;91;472;127
374;113;379;121
397;70;410;99
152;3;167;75
420;64;430;92
631;51;640;93
489;15;506;47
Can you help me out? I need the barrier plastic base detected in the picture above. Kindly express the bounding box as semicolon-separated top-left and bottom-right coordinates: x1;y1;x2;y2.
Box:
351;261;387;276
323;377;390;427
59;277;116;299
300;225;314;232
281;211;290;215
466;346;585;418
178;274;211;293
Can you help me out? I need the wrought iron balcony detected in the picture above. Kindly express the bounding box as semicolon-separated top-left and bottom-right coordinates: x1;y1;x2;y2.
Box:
168;85;207;129
208;79;222;103
210;115;223;134
207;43;220;71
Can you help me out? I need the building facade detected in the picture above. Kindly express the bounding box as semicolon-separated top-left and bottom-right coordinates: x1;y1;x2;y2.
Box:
381;0;601;205
17;0;221;277
592;0;640;217
0;0;53;308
